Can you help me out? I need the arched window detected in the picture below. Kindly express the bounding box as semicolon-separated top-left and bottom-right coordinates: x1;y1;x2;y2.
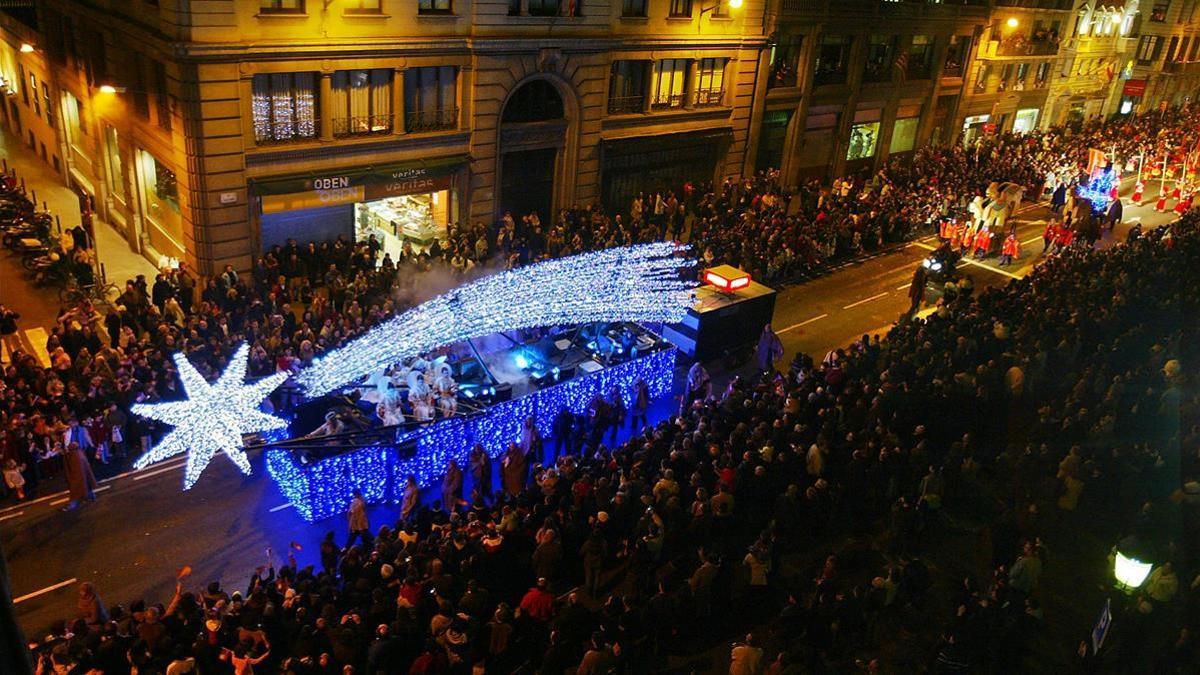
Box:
501;80;564;124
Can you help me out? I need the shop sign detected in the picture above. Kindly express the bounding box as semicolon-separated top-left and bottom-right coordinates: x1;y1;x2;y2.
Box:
1122;79;1147;98
254;156;465;213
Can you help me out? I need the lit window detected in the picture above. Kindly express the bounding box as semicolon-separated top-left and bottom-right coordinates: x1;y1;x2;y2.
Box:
331;69;393;136
652;59;688;109
251;72;319;143
346;0;382;11
669;0;693;17
846;122;880;161
260;0;305;13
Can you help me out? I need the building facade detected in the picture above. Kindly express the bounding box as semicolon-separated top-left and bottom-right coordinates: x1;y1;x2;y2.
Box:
2;0;769;275
1122;0;1200;113
757;0;990;185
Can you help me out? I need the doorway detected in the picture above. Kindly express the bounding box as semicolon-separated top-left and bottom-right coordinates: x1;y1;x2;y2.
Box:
497;79;567;222
500;148;557;222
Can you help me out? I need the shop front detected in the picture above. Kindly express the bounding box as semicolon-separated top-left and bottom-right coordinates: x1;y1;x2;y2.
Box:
1119;79;1146;115
135;148;184;258
1013;107;1040;134
252;156;467;261
961;114;991;145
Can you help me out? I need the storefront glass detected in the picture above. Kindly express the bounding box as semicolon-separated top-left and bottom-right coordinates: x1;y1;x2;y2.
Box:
1013;108;1040;134
354;190;450;260
846;122;880;161
889;117;919;154
105;126;125;201
137;149;182;250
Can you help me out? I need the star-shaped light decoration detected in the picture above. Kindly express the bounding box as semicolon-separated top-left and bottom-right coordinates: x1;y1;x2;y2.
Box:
132;344;290;489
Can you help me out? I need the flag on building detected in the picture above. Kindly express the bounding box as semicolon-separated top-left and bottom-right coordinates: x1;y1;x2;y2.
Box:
893;50;909;83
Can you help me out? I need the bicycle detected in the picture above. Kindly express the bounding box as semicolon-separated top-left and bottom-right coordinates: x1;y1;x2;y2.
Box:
59;276;119;305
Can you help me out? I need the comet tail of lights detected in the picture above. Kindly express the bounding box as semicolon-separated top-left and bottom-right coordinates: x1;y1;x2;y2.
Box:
130;344;290;489
297;242;695;397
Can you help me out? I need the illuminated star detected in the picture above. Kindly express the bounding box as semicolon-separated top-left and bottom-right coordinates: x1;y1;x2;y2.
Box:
132;344;289;489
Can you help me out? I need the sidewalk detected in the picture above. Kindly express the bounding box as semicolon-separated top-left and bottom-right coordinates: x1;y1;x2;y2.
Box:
0;128;156;363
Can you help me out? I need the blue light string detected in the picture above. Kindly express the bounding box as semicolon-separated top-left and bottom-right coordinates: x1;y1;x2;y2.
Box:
267;348;676;521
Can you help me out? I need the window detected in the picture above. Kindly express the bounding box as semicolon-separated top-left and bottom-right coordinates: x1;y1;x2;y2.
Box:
998;63;1013;91
331;69;392;136
509;0;521;14
622;0;647;16
1150;2;1168;20
814;35;849;86
137;149;182;247
131;53;150;120
768;32;802;88
527;0;561;15
1035;61;1050;86
251;72;319;143
846;122;879;161
975;63;992;91
1014;62;1029;89
669;0;693;17
1178;37;1191;61
64;92;86;148
652;59;689;109
18;64;28;105
154;61;171;132
1136;35;1162;64
404;66;458;132
907;35;933;79
1190;36;1200;61
863;35;895;83
501;80;563;123
694;58;725;106
943;35;970;77
42;83;54;127
84;31;107;86
418;0;452;13
889;117;919;154
1165;36;1181;62
608;60;647;114
346;0;382;11
260;0;305;11
105;126;125;200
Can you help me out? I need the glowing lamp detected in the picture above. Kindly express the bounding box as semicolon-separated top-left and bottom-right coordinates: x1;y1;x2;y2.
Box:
704;265;751;292
1006;17;1019;28
1114;552;1152;590
19;43;34;53
728;0;744;9
98;85;126;94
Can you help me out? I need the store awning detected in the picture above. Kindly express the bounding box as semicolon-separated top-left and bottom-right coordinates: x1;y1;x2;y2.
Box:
249;155;468;196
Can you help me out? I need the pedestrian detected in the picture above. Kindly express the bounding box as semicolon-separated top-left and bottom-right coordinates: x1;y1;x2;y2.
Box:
630;377;650;430
469;443;492;497
61;441;97;510
729;633;763;675
1131;179;1145;205
401;474;420;522
347;490;372;549
755;324;783;373
1000;232;1020;266
3;459;26;500
0;304;19;363
908;263;928;315
1105;197;1123;231
682;362;711;414
442;459;463;513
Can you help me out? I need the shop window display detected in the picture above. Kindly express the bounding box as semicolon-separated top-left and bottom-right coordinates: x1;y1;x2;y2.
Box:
354;191;450;260
846;122;880;161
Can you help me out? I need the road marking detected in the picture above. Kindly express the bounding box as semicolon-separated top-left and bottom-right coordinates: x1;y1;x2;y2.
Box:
132;463;184;482
14;578;77;604
48;485;111;506
0;457;189;517
0;511;24;523
842;292;889;310
269;503;294;513
777;313;828;334
910;241;1022;280
896;282;912;290
1022;235;1044;245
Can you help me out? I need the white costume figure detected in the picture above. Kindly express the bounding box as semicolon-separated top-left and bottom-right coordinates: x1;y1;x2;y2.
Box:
433;361;459;418
407;370;436;422
310;410;345;437
988;201;1010;230
376;386;406;426
968;196;988;228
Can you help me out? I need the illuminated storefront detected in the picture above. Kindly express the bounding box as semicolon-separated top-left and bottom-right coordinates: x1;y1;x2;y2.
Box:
136;148;184;257
252;156;467;260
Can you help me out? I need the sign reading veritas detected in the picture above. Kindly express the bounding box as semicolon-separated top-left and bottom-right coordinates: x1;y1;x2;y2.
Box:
259;162;461;214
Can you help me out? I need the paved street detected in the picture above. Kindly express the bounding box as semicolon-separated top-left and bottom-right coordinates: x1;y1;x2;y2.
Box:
0;178;1179;637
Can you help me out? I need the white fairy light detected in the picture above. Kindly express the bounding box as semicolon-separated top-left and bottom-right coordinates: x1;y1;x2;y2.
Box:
298;242;694;397
131;344;290;489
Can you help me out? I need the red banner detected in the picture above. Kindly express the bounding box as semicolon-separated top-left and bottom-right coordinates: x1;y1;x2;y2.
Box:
1122;79;1147;97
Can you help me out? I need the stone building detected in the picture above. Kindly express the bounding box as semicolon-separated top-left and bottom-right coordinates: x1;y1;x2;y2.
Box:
1122;0;1200;113
1;0;768;274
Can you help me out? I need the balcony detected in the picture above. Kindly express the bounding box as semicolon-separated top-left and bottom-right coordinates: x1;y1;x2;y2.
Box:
693;89;724;107
650;93;686;110
994;36;1061;57
607;95;644;114
405;108;458;133
332;115;392;138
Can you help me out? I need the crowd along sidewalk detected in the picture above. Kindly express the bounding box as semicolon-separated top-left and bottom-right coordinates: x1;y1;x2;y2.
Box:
0;128;156;364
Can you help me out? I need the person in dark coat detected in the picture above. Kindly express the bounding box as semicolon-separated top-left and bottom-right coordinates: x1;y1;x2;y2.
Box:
1050;183;1067;212
1105;197;1123;231
62;442;97;510
755;324;784;373
469;443;492;498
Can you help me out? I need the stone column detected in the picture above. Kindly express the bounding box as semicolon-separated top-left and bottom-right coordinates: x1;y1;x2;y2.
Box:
393;67;406;135
319;72;333;142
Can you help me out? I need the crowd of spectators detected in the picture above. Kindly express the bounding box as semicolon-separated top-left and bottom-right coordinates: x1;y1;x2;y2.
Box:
0;108;1197;673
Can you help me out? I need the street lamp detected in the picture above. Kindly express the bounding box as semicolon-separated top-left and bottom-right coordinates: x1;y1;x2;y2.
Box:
1006;17;1020;29
699;0;743;16
19;43;35;53
98;84;127;94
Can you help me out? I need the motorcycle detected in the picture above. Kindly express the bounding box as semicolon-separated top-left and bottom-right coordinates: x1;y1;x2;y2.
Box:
921;244;960;284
